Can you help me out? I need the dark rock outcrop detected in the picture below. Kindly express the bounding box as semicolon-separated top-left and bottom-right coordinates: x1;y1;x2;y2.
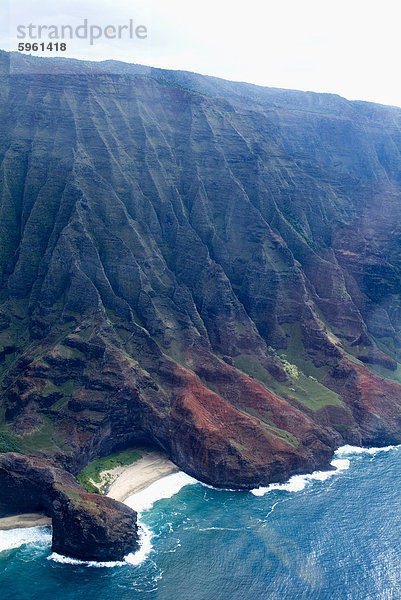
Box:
0;453;138;561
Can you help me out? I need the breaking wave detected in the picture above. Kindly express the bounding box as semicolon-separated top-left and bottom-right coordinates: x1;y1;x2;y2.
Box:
124;471;198;515
250;443;400;497
334;444;401;457
0;526;51;554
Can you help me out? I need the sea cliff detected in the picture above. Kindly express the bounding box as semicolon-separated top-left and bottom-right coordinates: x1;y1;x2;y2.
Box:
1;51;401;558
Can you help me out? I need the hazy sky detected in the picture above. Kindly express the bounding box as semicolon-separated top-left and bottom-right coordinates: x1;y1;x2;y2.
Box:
3;0;401;107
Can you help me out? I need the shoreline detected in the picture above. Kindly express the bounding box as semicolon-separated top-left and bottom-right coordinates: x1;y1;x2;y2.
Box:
0;450;178;530
1;444;400;532
0;513;52;530
105;450;179;502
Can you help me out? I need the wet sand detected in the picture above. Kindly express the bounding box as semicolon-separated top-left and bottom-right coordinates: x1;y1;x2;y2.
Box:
0;513;52;530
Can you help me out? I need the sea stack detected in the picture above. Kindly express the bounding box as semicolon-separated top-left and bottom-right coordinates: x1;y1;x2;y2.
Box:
0;453;138;561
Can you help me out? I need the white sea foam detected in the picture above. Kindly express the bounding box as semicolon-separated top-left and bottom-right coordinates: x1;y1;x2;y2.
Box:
251;456;351;496
46;523;153;568
120;471;197;567
124;471;198;514
200;482;237;492
48;552;125;568
124;524;153;566
334;444;401;457
251;443;401;497
0;523;152;569
0;526;51;554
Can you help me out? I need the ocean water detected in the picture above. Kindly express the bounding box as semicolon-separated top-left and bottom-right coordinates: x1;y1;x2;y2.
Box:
1;445;400;600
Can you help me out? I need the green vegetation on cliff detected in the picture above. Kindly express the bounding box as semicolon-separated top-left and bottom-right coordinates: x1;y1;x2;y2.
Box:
233;353;342;412
0;431;20;453
1;51;401;488
77;450;142;493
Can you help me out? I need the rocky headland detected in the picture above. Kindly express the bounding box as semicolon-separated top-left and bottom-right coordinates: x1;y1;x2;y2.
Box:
0;452;138;560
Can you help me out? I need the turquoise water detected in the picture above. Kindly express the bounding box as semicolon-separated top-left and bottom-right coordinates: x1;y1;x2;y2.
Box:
1;445;401;600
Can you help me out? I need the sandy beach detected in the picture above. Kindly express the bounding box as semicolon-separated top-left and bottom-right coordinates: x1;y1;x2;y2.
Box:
0;450;178;530
105;451;179;502
0;513;52;530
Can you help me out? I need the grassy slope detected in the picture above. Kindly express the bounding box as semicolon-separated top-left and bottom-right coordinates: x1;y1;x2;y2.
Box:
77;450;142;493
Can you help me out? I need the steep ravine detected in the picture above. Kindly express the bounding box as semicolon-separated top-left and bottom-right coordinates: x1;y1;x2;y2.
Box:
1;51;401;558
